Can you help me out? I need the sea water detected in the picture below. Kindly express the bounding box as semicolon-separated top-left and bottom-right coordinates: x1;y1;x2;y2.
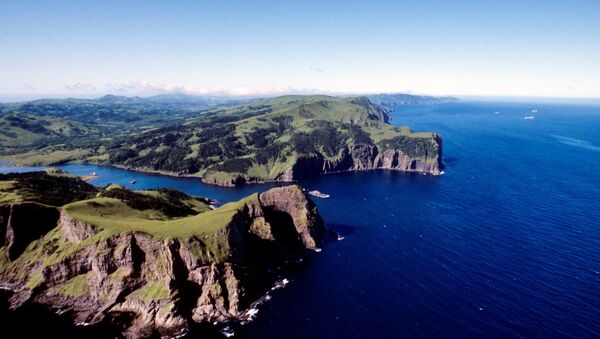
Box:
2;101;599;338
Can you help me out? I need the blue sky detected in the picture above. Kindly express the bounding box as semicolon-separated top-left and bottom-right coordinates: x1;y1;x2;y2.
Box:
1;0;599;100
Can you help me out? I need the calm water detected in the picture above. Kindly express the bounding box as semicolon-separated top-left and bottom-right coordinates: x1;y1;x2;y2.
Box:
2;101;600;338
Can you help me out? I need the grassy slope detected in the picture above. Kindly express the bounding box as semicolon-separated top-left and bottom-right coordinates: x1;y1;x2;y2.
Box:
1;95;440;181
0;172;248;271
0;169;98;205
197;96;436;182
63;194;256;239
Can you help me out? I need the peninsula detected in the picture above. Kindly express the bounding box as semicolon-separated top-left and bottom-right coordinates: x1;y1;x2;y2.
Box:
0;94;443;187
0;170;324;337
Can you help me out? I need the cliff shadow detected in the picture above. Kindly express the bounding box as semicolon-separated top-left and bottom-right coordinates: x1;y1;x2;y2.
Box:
262;208;305;255
6;204;60;260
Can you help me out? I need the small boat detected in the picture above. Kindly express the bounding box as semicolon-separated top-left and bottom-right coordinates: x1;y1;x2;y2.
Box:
531;108;539;113
308;190;330;198
524;116;535;120
130;180;137;184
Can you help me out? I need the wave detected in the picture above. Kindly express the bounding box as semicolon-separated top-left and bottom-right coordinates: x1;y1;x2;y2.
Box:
551;135;600;153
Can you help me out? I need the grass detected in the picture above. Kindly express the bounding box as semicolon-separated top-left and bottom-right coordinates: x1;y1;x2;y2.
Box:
0;171;98;206
136;189;211;214
108;267;130;279
25;270;44;289
202;171;243;184
63;194;258;239
57;272;92;297
0;247;8;274
130;281;170;303
1;94;440;182
0;180;20;204
42;228;117;268
245;154;298;180
5;148;92;166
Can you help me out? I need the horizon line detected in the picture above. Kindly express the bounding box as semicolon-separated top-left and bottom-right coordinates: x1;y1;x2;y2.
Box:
1;91;600;104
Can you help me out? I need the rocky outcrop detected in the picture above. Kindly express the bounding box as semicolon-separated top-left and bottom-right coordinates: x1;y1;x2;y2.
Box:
201;172;249;187
0;186;324;338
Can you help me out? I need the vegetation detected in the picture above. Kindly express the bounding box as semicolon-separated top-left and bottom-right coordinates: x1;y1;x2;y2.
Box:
367;93;458;108
0;171;253;270
1;94;442;182
130;281;171;303
98;186;211;217
0;170;98;205
63;194;253;239
0;94;242;163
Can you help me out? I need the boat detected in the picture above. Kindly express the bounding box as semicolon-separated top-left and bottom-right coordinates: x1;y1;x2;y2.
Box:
130;180;137;184
532;108;539;113
308;190;330;198
524;116;535;120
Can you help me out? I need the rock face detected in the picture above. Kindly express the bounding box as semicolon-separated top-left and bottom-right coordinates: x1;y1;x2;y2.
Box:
201;173;248;187
0;186;324;338
280;133;443;181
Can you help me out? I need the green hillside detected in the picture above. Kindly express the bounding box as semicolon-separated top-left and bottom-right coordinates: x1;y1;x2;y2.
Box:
99;95;441;185
1;95;442;184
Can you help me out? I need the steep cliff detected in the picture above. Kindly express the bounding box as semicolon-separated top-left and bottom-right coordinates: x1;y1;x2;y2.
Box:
0;184;324;338
279;133;443;180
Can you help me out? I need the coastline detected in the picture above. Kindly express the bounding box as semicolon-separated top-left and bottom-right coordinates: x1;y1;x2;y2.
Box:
111;164;442;187
0;160;442;187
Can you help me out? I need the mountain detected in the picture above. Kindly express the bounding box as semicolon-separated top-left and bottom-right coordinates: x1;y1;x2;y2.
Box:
0;94;245;164
0;170;324;337
0;95;443;184
100;95;443;186
145;93;244;106
367;93;458;108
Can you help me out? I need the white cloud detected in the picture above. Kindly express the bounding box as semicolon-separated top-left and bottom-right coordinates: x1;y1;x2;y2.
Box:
24;83;36;90
65;82;96;91
103;81;326;97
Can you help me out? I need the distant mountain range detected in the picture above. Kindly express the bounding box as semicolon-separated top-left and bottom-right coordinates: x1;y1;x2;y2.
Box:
367;93;458;108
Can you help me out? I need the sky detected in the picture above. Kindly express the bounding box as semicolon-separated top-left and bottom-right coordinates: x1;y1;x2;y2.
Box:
1;0;600;100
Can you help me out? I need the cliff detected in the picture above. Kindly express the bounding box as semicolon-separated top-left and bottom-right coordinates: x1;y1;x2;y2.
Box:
203;133;443;187
2;95;444;185
0;184;324;338
281;133;443;180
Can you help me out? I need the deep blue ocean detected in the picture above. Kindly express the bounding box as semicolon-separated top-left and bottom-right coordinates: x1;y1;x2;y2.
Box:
2;101;600;338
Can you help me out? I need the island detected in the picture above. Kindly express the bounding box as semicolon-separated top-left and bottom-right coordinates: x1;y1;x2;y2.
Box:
0;169;324;337
0;94;443;187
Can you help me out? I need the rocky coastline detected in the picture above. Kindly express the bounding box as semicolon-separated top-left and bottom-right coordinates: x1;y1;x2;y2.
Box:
0;185;325;338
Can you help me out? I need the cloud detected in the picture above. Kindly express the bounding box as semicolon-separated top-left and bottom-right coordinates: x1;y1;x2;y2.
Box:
65;82;96;91
309;67;324;73
24;83;36;90
103;81;324;97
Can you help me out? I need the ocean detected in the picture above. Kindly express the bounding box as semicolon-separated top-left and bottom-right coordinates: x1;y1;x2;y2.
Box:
2;101;600;338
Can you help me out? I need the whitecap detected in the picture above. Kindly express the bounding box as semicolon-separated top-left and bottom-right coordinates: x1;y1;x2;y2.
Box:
247;308;259;317
220;326;235;338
